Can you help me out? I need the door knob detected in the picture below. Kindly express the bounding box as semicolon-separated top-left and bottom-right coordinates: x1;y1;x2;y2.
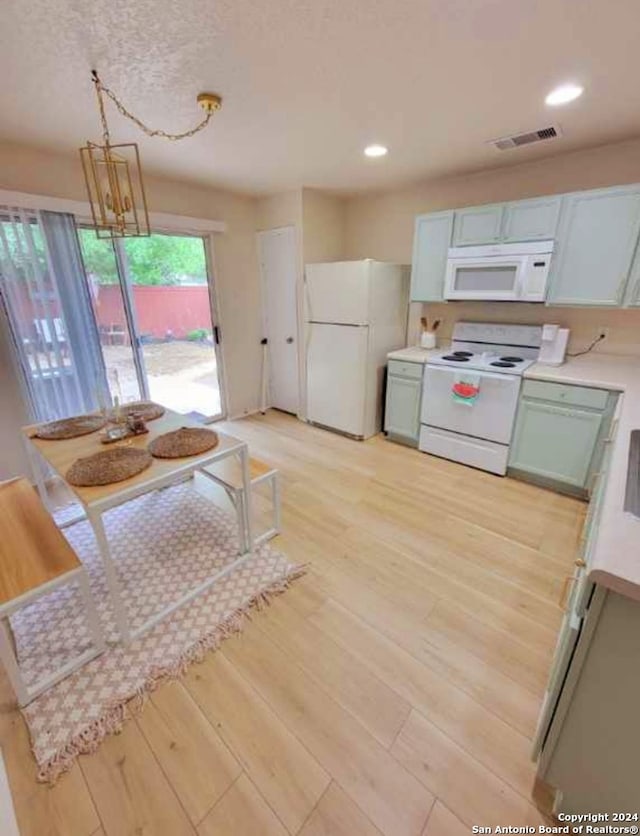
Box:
286;337;294;343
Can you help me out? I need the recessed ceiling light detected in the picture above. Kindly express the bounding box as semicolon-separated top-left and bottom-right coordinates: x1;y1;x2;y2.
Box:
364;144;388;158
545;83;584;106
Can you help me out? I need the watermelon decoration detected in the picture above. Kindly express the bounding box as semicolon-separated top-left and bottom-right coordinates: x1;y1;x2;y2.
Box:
452;382;479;399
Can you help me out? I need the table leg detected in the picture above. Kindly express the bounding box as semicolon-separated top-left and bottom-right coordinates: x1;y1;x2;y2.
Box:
0;617;17;662
88;510;130;643
239;444;253;553
23;437;51;511
237;489;248;554
0;618;28;707
273;471;281;535
78;570;106;654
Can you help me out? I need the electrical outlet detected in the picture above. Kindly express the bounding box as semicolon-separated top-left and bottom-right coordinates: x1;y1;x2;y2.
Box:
597;327;609;340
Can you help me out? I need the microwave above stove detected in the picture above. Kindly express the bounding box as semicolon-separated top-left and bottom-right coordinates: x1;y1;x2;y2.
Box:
444;240;554;302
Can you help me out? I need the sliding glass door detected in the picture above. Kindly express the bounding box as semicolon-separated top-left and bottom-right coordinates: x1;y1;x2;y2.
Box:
78;230;224;421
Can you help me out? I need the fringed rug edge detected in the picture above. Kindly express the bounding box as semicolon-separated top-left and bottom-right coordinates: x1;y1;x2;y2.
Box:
30;562;308;785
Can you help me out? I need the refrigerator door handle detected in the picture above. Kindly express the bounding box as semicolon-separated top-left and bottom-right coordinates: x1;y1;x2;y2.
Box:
303;276;312;324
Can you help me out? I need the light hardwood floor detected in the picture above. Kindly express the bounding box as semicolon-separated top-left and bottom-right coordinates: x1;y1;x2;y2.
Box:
0;410;584;835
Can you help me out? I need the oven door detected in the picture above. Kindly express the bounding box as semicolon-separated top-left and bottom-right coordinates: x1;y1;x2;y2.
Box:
444;255;525;301
421;366;521;444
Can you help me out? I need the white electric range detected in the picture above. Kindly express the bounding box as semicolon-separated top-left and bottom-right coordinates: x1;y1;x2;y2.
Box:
419;322;543;475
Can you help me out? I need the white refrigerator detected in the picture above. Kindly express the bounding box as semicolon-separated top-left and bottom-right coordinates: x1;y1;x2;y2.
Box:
304;260;409;439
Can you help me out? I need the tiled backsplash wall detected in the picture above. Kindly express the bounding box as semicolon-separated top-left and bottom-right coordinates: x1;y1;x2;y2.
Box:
409;302;640;357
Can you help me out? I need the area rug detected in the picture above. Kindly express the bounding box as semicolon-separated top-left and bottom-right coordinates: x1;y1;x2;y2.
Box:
10;482;303;784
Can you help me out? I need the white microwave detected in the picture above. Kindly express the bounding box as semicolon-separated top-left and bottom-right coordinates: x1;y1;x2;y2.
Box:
444;240;554;302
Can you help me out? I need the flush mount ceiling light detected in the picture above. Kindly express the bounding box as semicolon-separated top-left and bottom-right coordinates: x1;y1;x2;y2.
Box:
80;70;222;238
364;144;388;158
545;83;584;106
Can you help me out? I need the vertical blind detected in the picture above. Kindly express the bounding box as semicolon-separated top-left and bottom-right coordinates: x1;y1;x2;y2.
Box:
0;206;109;421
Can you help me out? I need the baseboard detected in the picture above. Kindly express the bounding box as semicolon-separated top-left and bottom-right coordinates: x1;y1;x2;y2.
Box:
0;748;20;836
228;407;305;421
228;407;263;420
507;468;589;500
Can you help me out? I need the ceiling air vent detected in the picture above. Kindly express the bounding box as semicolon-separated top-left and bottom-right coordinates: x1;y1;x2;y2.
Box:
490;125;562;151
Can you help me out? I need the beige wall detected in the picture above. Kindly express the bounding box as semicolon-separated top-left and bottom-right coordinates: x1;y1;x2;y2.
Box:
301;189;346;264
344;137;640;263
0;141;262;477
255;188;346;263
344;136;640;355
416;303;640;357
255;190;303;233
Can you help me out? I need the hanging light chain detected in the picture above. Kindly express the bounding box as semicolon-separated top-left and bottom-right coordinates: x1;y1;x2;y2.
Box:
91;71;216;143
92;72;112;145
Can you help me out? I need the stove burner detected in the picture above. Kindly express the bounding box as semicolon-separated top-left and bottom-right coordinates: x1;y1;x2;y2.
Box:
490;361;516;368
442;355;470;362
452;351;474;357
500;356;523;363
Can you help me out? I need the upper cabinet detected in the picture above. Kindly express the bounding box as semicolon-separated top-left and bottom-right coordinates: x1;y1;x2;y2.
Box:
451;196;562;246
410;211;454;301
547;186;640;306
502;196;562;242
452;204;504;246
410;182;640;306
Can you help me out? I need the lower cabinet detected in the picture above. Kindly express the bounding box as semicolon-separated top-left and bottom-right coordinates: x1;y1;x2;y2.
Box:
384;361;423;446
508;380;617;496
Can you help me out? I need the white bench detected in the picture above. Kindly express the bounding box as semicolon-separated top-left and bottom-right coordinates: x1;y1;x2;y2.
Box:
0;478;105;707
201;457;281;547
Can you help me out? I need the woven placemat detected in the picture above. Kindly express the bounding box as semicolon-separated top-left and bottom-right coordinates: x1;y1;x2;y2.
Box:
148;427;219;459
66;447;152;487
110;401;165;422
35;415;107;440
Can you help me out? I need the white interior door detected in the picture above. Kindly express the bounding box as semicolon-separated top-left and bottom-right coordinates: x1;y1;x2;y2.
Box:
258;227;300;414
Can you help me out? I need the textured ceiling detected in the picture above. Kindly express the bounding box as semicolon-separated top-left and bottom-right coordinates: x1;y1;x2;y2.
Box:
1;0;640;195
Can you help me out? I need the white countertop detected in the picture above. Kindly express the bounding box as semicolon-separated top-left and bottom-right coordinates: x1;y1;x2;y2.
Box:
525;353;640;602
387;346;437;364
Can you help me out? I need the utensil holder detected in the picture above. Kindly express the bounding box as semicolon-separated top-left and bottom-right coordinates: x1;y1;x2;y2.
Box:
420;331;437;349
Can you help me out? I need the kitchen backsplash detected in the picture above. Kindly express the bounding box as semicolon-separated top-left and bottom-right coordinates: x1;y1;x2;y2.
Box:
409;302;640;358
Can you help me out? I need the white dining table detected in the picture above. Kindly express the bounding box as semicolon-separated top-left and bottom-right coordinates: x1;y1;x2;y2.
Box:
22;410;253;644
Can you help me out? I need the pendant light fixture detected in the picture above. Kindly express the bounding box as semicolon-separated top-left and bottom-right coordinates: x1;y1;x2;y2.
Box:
80;70;222;239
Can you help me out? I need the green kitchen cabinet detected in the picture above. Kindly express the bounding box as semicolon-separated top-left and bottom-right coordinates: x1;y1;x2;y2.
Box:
502;196;562;242
410;211;454;301
385;360;423;446
509;380;617;496
547;185;640;306
509;401;602;490
452;204;504;246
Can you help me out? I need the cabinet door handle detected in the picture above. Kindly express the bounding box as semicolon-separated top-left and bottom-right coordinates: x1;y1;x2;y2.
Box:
604;419;619;444
588;470;602;495
579;524;588;546
559;560;586;610
559;574;576;610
